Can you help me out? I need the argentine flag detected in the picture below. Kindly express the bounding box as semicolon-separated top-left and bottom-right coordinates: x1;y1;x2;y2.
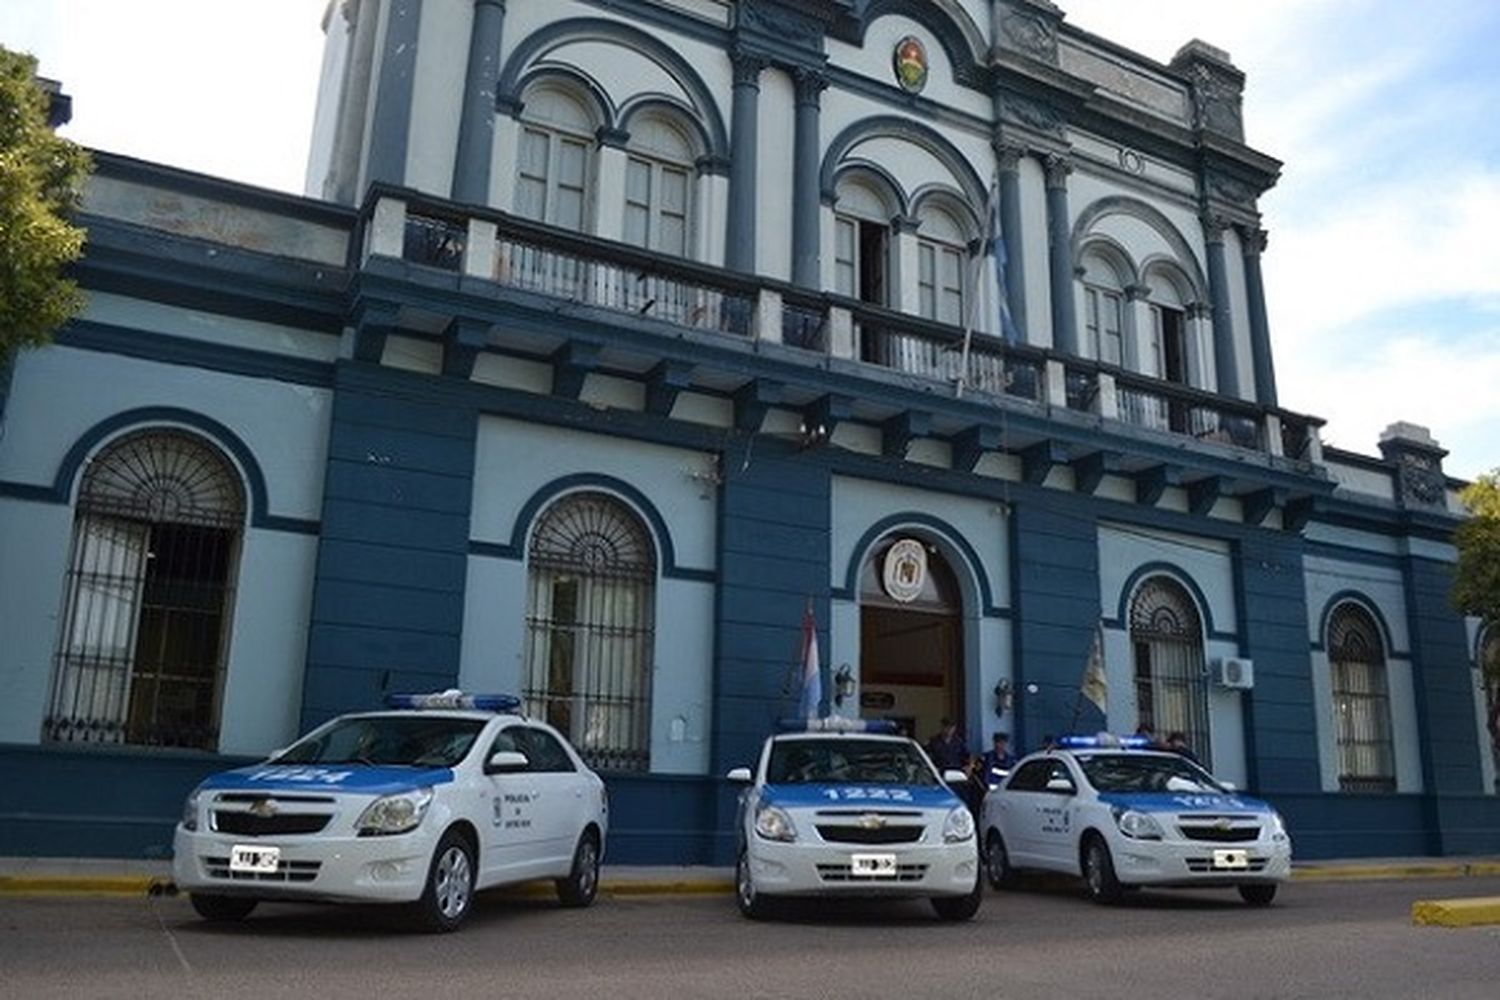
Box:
799;603;822;720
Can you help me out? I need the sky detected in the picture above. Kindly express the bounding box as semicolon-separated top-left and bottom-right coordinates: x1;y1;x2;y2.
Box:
2;0;1497;478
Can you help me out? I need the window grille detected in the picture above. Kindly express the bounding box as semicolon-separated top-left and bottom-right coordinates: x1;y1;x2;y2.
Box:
523;493;656;772
45;430;244;749
1130;576;1211;769
1328;603;1396;793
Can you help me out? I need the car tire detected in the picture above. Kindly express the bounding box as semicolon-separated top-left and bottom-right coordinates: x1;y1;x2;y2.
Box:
985;830;1018;890
931;870;983;922
1238;883;1277;907
735;849;770;920
412;829;477;933
556;831;601;908
1082;835;1124;905
189;893;257;923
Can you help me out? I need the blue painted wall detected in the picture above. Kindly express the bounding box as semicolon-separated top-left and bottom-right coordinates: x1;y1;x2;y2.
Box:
300;362;477;729
1235;532;1322;795
1009;497;1103;749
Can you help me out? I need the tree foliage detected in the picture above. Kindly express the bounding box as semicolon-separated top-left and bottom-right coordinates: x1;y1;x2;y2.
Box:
1453;470;1500;661
0;46;91;362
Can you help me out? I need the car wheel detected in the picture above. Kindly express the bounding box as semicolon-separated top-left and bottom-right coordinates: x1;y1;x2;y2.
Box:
1082;836;1124;905
1239;883;1277;907
413;829;476;933
931;869;983;922
556;831;601;908
735;849;769;920
189;893;257;923
985;831;1018;889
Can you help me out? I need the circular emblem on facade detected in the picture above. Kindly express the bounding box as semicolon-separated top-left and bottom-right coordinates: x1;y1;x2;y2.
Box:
893;36;929;94
882;538;928;603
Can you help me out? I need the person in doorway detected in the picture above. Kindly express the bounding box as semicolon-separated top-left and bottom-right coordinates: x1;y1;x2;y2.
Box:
1165;730;1200;765
926;718;968;773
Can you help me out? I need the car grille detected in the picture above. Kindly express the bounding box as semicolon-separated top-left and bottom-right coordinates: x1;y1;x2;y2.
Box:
1184;856;1270;873
202;856;322;882
1177;814;1262;843
212;812;333;836
816;824;925;845
816;863;928;883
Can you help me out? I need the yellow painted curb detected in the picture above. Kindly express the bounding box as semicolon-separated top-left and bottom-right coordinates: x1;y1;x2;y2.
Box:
604;880;733;897
1412;896;1500;927
0;876;167;897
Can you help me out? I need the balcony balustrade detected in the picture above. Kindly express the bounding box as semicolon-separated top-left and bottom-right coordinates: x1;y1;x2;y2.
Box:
367;191;1321;467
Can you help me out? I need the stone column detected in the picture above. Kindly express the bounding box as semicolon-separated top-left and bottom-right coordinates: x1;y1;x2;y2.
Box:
725;51;766;274
1203;214;1241;398
451;0;507;205
894;216;922;315
791;67;827;289
1240;225;1278;407
1124;283;1153;375
996;143;1027;341
366;0;424;187
1044;154;1079;355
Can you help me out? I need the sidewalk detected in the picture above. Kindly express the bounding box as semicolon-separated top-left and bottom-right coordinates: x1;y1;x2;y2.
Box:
3;855;1500;898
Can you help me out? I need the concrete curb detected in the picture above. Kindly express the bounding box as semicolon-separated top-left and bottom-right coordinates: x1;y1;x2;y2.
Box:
0;876;174;897
1412;896;1500;927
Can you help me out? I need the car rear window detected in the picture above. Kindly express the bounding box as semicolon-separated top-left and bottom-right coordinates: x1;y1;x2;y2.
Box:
767;738;939;786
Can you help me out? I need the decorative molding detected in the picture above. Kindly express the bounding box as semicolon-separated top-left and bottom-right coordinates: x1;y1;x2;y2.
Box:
994;142;1025;173
1239;226;1269;256
882;411;931;461
793;66;829;108
1000;92;1065;135
1070;196;1210;305
1207;172;1258;208
821;116;987;214
730;48;769;88
951;425;1002;474
1200;213;1231;241
835;511;1006;618
1000;10;1059;63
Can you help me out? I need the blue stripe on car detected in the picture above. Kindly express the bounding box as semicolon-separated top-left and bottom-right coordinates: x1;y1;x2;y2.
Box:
198;764;455;796
760;784;962;809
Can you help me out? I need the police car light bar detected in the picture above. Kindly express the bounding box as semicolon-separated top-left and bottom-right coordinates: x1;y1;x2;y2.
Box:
776;717;900;734
386;691;522;713
1056;734;1155;750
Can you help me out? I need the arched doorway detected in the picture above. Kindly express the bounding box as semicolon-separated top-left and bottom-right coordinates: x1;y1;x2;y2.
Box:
858;536;964;746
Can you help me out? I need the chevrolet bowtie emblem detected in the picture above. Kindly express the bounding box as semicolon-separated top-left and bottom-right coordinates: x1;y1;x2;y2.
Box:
248;798;279;818
1213;817;1232;831
857;814;886;830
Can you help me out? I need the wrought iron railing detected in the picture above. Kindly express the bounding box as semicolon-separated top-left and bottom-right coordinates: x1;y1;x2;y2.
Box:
854;309;1045;402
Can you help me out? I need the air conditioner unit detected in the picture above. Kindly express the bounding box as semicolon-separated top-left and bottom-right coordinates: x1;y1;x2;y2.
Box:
1215;657;1254;690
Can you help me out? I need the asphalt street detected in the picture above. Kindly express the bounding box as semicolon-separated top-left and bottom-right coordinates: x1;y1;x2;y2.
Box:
2;877;1498;999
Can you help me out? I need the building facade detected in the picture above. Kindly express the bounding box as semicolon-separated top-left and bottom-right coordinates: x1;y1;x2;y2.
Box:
2;0;1497;862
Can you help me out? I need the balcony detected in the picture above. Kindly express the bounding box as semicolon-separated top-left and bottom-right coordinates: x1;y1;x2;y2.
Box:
362;188;1325;473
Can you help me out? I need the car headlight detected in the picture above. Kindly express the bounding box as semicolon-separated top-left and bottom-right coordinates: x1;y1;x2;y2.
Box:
355;788;434;836
181;790;201;832
1114;808;1165;841
1269;811;1288;840
754;804;797;842
942;806;975;843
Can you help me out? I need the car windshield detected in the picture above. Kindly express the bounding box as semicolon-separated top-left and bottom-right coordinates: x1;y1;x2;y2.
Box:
276;716;486;768
766;738;939;786
1078;753;1226;794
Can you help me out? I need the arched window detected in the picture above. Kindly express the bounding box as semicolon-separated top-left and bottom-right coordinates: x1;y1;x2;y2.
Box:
833;172;900;308
915;202;970;327
623;114;695;258
1328;603;1395;793
515;83;597;231
1130;576;1210;768
1482;628;1500;793
45;429;245;749
523;492;656;772
1080;248;1129;368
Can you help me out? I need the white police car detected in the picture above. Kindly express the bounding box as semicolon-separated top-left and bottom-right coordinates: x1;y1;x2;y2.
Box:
727;720;982;920
173;692;609;931
980;736;1291;905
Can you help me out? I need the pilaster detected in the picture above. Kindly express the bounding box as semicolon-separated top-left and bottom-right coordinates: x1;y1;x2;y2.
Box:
1044;154;1078;356
451;0;507;205
1240;226;1278;406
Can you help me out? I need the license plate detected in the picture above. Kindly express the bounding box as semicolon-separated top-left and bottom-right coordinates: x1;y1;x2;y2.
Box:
1212;849;1249;870
851;853;897;878
230;844;281;874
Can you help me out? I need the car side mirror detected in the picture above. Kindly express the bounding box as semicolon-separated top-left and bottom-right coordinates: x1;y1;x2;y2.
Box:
1044;777;1075;795
942;769;968;785
485;750;529;774
726;767;753;783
